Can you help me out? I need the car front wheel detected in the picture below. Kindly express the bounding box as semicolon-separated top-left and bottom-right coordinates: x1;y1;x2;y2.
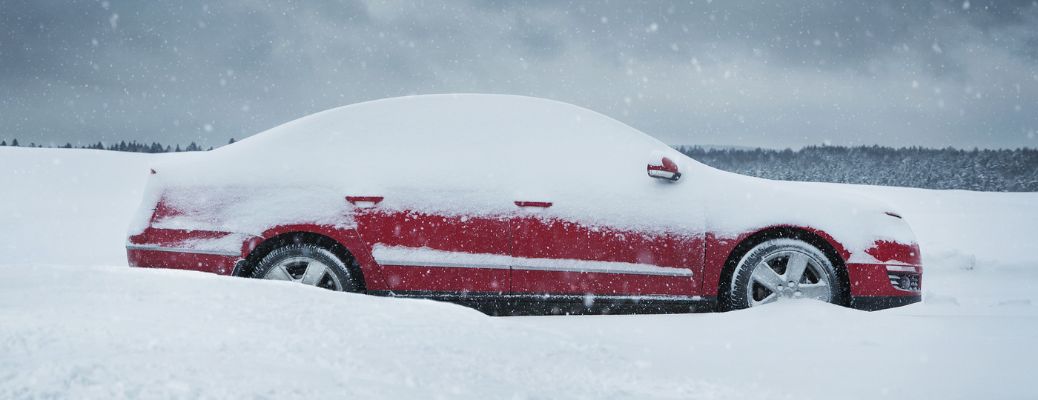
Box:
727;238;840;309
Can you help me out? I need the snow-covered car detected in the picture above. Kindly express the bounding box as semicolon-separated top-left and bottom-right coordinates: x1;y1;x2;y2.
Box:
126;94;922;314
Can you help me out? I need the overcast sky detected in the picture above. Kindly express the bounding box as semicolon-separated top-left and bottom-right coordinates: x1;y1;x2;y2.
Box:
2;0;1037;149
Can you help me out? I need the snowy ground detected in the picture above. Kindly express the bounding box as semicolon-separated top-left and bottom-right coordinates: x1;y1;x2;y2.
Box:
2;147;1037;399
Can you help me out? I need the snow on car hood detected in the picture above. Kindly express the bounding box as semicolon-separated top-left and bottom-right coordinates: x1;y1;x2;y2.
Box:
139;94;916;261
697;166;918;263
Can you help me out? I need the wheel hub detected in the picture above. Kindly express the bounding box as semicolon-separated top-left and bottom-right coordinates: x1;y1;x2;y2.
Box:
262;255;343;291
746;249;832;306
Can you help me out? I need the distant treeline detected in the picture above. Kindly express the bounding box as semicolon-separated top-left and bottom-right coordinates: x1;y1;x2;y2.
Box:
0;138;231;152
676;145;1038;192
3;138;1035;192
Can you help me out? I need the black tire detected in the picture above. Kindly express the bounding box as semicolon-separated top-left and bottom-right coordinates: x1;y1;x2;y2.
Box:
727;238;841;310
250;242;359;292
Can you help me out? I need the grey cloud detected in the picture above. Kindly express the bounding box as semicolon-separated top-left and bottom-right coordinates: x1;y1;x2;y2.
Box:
0;0;1036;149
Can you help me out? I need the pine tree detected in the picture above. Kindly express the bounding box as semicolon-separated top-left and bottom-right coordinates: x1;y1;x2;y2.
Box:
228;138;236;145
0;140;6;146
11;139;18;146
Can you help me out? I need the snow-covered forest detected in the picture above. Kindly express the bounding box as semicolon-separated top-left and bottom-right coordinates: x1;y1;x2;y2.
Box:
679;145;1038;192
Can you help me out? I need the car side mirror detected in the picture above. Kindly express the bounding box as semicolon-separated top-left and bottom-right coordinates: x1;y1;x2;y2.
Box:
647;156;681;182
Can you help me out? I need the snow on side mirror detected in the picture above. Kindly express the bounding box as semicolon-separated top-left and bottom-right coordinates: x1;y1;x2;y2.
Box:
647;156;682;182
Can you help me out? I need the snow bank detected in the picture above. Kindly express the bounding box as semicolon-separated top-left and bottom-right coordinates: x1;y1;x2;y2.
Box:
0;148;158;265
0;264;742;399
1;264;1035;399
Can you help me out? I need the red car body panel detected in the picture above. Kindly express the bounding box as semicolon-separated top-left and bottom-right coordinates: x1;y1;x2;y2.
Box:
127;248;237;275
511;270;692;297
128;196;921;313
353;209;510;293
347;206;702;298
127;227;242;274
866;240;922;264
846;264;920;296
376;265;508;293
849;240;923;298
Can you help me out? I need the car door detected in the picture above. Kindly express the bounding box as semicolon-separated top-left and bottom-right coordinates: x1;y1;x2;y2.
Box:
509;203;592;293
508;156;704;301
509;208;701;299
352;196;511;296
583;225;703;296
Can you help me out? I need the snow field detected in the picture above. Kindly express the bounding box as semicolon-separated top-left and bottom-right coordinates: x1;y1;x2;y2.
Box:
1;147;1036;399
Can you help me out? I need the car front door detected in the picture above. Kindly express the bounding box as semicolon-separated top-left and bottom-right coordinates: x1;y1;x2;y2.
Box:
509;207;703;305
507;155;705;310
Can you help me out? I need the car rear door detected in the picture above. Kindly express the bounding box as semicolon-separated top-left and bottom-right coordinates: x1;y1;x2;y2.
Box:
352;196;511;297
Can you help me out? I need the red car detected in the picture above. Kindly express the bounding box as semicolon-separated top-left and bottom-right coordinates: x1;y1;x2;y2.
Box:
126;94;922;314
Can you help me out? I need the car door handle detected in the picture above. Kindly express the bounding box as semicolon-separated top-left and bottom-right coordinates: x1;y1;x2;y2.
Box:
514;201;553;208
347;196;384;208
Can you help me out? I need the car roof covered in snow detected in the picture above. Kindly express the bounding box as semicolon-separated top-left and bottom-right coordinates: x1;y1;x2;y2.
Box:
161;94;686;192
234;94;667;155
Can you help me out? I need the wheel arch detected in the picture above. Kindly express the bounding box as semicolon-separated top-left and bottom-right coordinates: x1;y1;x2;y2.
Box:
715;226;852;310
236;229;369;292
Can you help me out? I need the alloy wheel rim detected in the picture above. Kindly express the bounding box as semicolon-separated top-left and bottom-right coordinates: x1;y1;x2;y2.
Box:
262;256;343;290
746;249;832;306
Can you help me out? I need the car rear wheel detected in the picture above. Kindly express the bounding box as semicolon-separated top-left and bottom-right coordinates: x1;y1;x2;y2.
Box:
251;243;359;292
728;238;839;309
